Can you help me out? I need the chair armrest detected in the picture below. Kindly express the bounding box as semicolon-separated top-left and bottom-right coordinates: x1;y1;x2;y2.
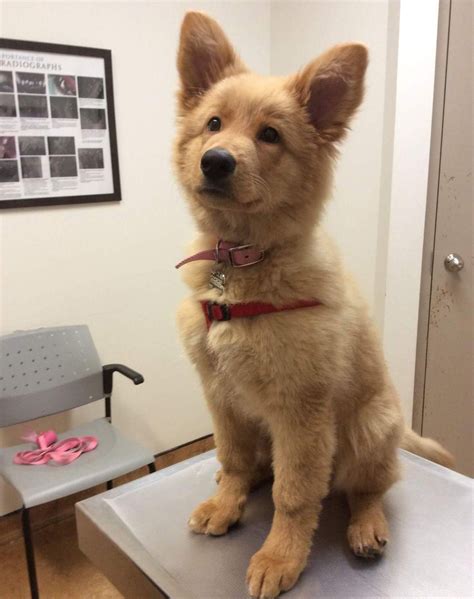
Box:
103;364;145;395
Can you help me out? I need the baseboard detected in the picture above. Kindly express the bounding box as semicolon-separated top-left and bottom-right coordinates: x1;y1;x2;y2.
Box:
154;433;213;459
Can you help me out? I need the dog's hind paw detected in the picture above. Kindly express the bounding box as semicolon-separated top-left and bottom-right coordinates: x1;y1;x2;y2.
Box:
347;519;389;559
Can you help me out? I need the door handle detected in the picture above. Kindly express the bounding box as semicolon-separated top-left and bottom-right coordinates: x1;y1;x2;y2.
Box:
444;253;464;272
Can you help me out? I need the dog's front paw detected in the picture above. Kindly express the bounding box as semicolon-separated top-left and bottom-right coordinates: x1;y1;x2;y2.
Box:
246;550;303;598
188;496;243;536
347;517;389;559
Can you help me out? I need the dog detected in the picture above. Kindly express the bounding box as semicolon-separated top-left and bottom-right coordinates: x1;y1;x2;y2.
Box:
174;12;454;598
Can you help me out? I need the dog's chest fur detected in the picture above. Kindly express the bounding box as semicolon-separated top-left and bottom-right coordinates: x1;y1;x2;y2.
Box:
176;232;356;420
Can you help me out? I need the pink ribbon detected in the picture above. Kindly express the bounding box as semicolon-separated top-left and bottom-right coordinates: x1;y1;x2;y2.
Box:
14;430;98;465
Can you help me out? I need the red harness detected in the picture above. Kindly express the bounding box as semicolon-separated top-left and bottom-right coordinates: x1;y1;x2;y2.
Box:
201;299;322;330
176;240;322;330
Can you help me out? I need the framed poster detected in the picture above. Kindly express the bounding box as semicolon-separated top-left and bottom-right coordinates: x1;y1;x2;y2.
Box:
0;39;121;208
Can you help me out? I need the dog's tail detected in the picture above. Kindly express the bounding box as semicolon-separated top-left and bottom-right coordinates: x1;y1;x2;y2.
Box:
401;428;455;469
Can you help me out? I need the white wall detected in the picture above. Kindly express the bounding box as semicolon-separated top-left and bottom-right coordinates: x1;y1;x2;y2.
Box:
271;0;392;324
382;0;439;422
0;0;271;515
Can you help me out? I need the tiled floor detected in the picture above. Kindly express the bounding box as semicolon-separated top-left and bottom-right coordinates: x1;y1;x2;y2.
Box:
0;436;214;599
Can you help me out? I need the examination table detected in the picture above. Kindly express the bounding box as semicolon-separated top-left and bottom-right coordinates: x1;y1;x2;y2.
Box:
76;450;473;598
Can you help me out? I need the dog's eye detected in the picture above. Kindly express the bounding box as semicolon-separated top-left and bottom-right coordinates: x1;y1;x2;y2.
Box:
259;127;280;144
207;117;221;132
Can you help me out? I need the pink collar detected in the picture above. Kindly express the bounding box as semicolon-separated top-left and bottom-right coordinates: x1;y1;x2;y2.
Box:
175;240;265;269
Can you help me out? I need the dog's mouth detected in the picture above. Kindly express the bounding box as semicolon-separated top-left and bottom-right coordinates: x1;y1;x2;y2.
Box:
196;184;264;212
197;183;234;202
198;184;229;197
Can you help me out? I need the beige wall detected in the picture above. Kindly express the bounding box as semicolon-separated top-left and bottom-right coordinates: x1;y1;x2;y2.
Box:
0;0;398;515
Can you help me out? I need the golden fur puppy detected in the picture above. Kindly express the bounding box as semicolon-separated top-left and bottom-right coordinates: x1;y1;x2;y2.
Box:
174;12;453;599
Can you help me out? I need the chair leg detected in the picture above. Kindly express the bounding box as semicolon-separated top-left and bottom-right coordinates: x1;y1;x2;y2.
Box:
22;507;39;599
106;480;113;490
148;461;156;474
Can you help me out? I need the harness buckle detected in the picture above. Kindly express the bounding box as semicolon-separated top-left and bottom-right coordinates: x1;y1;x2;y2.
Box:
206;302;231;322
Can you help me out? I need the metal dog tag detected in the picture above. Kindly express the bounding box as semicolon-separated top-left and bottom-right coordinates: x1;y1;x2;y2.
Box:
209;270;226;294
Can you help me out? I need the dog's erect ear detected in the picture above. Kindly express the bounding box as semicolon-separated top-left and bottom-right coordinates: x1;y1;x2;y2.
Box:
288;43;368;142
177;12;246;110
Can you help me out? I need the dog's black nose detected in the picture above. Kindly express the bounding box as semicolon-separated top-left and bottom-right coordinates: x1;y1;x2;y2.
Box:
201;148;236;180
